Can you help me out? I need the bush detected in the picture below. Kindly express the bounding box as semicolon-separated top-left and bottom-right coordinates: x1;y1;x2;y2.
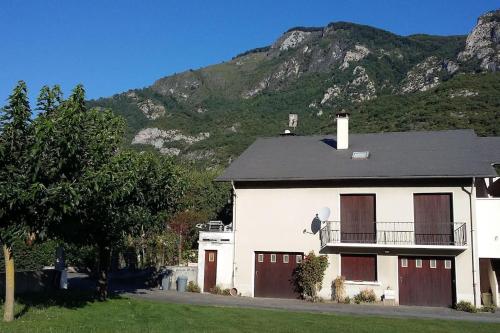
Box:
210;285;231;296
0;239;58;272
455;301;477;313
342;296;351;304
332;276;346;303
354;289;377;304
293;251;329;302
186;281;201;293
480;305;496;313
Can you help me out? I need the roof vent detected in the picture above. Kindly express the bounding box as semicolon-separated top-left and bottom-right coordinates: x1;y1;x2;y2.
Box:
352;151;370;160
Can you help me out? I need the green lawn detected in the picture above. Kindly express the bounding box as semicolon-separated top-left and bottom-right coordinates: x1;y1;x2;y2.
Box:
1;292;499;333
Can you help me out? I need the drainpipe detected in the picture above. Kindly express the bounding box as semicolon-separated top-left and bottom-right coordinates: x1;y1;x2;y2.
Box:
231;181;237;288
462;177;478;306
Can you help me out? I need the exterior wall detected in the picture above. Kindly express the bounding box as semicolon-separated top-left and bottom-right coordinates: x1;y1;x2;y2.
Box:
197;231;234;291
327;253;398;301
232;180;475;304
477;198;500;258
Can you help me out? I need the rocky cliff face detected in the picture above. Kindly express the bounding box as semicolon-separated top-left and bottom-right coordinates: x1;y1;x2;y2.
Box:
458;10;500;71
88;10;500;165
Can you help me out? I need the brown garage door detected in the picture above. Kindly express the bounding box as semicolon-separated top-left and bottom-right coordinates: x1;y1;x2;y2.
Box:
399;257;455;307
254;252;303;298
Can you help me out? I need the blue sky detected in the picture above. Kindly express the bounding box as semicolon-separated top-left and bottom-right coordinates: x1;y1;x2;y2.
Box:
0;0;497;104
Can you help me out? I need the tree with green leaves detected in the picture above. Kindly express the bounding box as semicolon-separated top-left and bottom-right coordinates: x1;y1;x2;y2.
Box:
36;85;63;115
32;85;186;300
75;151;185;300
0;81;33;322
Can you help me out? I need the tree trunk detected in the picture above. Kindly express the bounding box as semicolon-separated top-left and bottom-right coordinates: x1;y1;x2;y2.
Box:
178;233;182;266
97;245;110;301
3;245;15;322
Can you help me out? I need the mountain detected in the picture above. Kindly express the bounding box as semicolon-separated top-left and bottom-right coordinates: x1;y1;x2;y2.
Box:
88;10;500;166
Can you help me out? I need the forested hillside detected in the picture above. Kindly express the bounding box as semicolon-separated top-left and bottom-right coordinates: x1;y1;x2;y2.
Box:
89;10;500;166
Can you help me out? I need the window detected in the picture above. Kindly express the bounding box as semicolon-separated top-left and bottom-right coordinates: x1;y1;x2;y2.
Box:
296;255;302;264
341;254;377;281
283;254;289;263
430;259;437;269
270;254;276;263
208;253;215;262
415;259;422;268
401;258;408;267
445;260;452;269
257;254;264;263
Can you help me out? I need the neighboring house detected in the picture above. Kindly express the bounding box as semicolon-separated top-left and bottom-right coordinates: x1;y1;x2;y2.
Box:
198;113;500;307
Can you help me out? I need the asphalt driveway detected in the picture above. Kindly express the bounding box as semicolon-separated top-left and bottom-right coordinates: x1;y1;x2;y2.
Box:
125;288;500;323
68;272;500;323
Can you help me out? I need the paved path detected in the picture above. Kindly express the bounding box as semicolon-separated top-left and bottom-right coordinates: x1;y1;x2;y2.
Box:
124;288;500;323
67;272;500;323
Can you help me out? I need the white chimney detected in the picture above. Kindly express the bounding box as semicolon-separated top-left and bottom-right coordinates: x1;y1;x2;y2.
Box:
336;112;349;149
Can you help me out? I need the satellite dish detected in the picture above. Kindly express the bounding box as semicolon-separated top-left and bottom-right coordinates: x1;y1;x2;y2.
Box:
318;207;331;221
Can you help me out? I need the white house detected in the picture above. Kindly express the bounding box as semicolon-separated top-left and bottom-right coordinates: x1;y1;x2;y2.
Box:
198;113;500;307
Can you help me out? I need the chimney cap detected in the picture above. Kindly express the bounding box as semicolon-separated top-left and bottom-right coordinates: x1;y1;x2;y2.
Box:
336;112;350;118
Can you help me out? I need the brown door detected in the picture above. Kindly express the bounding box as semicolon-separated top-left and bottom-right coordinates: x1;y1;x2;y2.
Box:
399;257;454;307
204;250;217;292
254;252;303;298
414;194;453;245
340;194;376;243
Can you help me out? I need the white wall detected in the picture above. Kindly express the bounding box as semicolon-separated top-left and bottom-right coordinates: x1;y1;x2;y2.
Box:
232;182;475;303
477;198;500;258
197;231;234;291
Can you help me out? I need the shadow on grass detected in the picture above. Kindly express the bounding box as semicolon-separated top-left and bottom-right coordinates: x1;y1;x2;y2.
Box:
12;290;124;319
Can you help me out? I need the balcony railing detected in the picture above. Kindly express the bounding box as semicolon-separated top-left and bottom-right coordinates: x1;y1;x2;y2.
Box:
197;220;233;232
320;221;467;249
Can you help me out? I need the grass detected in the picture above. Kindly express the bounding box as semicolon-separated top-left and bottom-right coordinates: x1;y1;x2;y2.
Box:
1;291;500;333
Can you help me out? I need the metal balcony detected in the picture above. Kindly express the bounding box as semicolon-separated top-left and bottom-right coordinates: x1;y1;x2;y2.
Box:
320;221;467;250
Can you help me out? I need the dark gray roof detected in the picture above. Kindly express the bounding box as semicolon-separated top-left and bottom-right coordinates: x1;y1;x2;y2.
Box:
218;129;500;181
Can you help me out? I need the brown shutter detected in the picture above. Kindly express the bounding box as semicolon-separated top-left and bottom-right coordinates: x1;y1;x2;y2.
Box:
341;254;377;281
340;194;376;243
414;194;452;245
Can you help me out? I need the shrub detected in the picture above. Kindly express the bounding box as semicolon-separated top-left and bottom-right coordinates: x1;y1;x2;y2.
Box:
342;296;351;304
0;239;58;272
455;301;477;313
210;285;222;295
293;251;329;302
479;305;496;313
186;281;201;293
210;285;231;296
354;289;377;304
332;276;346;303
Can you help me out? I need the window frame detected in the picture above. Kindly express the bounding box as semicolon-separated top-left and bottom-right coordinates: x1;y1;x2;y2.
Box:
296;255;302;264
445;260;452;269
415;259;422;268
430;259;437;269
257;253;264;263
270;253;276;263
401;258;408;268
283;254;289;264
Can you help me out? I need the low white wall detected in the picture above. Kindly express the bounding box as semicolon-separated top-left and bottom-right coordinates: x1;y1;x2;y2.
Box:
163;266;197;291
477;199;500;259
197;231;234;291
